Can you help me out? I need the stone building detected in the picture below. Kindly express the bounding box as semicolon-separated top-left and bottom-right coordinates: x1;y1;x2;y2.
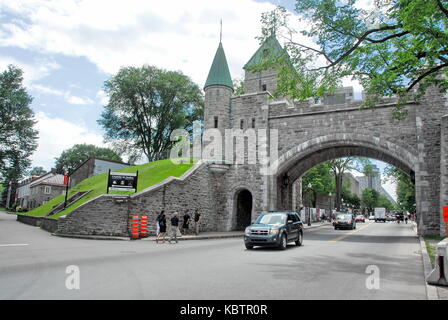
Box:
56;35;448;237
19;171;66;210
69;158;130;188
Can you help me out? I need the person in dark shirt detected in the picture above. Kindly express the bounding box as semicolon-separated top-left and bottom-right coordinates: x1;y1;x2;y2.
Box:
182;209;191;235
194;209;201;235
169;211;180;244
155;211;166;243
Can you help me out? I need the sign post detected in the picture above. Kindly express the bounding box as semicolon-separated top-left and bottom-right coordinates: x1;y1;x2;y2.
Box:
107;171;138;193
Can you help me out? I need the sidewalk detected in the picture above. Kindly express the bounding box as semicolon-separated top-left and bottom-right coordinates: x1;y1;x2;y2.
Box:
141;221;330;242
424;238;448;300
414;221;448;300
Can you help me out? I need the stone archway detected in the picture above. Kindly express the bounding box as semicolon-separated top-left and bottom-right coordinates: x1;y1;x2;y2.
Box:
234;189;253;231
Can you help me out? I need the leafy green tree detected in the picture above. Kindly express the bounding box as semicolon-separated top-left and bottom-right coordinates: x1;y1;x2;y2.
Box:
361;188;379;214
342;184;361;209
28;166;46;176
377;193;397;211
302;162;334;207
55;144;123;173
0;65;38;183
384;165;415;213
253;1;448;117
98;65;203;162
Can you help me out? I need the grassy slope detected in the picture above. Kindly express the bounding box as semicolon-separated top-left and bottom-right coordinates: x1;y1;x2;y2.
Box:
26;159;195;219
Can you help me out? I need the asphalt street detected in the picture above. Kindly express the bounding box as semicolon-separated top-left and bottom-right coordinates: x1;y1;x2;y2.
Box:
0;211;426;299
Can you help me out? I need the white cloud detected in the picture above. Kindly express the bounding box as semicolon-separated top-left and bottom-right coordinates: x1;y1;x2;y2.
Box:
0;0;279;86
0;55;60;87
96;89;109;105
32;84;94;105
32;111;105;170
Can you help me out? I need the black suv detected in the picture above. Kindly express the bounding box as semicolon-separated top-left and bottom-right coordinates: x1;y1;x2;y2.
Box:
244;211;303;250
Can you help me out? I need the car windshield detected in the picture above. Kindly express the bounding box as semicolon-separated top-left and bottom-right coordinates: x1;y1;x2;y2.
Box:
336;214;351;221
256;213;287;225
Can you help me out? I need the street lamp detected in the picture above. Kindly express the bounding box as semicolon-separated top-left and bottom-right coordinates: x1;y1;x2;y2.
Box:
329;192;332;222
307;183;312;226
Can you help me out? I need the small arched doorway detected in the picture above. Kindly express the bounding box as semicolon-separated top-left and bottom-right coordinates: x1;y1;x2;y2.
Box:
235;189;253;230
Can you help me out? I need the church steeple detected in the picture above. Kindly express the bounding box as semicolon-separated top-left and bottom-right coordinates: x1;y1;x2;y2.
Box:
204;41;233;91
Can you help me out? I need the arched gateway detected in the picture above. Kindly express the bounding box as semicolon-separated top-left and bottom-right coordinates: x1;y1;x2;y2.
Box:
201;36;448;236
58;36;448;238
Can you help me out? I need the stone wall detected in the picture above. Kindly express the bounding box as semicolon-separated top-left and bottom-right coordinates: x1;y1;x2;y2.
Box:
56;163;217;237
69;158;95;188
441;114;448;236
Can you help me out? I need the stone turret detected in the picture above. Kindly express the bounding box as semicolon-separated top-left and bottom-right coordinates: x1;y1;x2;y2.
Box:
243;35;284;94
204;41;233;132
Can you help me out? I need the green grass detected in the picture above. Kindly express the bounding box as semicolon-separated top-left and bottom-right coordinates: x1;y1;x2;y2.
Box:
424;235;446;268
425;240;436;268
26;158;196;219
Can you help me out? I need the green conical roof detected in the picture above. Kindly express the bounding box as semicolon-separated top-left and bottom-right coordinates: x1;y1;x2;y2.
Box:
244;35;284;70
204;42;233;91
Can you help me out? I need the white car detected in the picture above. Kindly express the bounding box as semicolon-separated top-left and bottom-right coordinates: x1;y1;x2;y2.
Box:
369;215;375;220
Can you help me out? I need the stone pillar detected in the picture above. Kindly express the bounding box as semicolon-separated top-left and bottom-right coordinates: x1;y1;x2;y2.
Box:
441;114;448;236
291;178;303;212
415;87;446;235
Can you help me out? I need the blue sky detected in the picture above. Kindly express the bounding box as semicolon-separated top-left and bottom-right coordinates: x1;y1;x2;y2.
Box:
0;0;394;198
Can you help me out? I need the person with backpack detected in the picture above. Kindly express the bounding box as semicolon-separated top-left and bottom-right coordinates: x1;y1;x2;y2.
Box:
155;210;166;243
194;209;201;235
182;209;191;235
169;211;180;244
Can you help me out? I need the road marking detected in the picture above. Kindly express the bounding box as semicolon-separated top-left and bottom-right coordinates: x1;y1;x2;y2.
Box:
329;223;372;242
0;244;29;247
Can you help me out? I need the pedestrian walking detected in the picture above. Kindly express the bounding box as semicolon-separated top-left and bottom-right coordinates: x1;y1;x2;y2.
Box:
194;209;201;235
155;211;167;243
182;209;191;235
169;211;180;244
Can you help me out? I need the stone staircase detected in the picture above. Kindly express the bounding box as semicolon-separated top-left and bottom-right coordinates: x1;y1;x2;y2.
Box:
46;190;92;216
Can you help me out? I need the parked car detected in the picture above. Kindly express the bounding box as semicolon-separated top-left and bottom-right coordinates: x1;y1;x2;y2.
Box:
355;215;365;223
334;213;356;230
368;215;375;220
244;211;303;250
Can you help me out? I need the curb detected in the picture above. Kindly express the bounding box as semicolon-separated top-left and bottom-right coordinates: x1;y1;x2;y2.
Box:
52;233;130;241
418;236;439;300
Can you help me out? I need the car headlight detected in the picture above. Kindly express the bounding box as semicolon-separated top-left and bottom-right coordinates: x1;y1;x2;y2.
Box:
269;229;280;235
245;228;251;235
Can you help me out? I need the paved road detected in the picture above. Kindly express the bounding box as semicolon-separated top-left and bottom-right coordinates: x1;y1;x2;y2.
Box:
0;211;426;299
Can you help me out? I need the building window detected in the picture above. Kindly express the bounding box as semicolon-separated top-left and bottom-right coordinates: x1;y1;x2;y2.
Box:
240;119;244;129
214;116;218;128
261;84;267;91
44;186;51;194
252;118;256;128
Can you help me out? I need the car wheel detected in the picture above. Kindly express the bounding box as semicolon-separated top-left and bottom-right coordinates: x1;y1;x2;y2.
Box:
279;234;287;250
295;231;303;246
334;226;338;230
245;243;253;250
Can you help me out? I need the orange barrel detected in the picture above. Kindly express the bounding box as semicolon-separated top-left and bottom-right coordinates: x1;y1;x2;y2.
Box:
140;215;149;238
130;215;140;239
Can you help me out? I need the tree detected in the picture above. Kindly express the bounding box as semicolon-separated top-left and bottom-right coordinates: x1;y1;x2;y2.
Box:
253;1;448;118
302;162;334;207
55;144;123;173
28;166;46;176
327;158;357;211
98;65;204;163
361;188;379;214
0;65;38;183
384;165;415;213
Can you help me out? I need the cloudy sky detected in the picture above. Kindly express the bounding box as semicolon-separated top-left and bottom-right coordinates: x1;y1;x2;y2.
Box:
0;0;395;199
